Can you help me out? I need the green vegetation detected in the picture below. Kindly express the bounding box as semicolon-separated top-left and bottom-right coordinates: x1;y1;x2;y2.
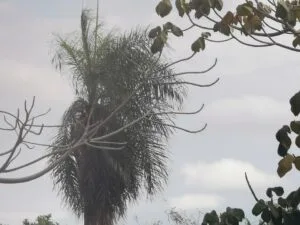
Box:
22;214;59;225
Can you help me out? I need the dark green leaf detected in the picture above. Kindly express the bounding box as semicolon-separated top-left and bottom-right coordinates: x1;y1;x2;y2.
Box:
252;199;267;216
148;26;162;39
236;3;253;16
278;143;288;157
226;207;245;222
273;186;284;196
266;188;273;198
215;0;223;11
221;11;234;25
175;0;185;17
278;197;288;208
277;154;294;178
286;190;300;208
290;121;300;134
296;135;300;148
213;22;231;36
191;37;205;52
275;0;289;20
276;125;290;142
208;0;223;11
156;0;173;17
290;91;300;116
227;215;239;225
293;37;300;48
151;36;165;54
171;25;183;37
261;209;271;223
195;4;211;19
163;22;174;31
275;125;292;150
202;210;219;224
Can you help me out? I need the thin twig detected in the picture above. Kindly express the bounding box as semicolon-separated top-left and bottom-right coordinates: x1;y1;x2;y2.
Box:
245;172;259;202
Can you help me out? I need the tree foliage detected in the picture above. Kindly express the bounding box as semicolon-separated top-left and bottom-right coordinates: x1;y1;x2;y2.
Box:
148;2;300;225
22;214;59;225
150;0;300;54
275;91;300;177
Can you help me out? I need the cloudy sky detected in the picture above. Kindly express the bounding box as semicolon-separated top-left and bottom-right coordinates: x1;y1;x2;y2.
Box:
0;0;300;224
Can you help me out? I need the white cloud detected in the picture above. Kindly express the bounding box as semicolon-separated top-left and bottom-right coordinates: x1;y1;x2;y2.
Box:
181;158;279;190
170;193;224;210
202;95;290;125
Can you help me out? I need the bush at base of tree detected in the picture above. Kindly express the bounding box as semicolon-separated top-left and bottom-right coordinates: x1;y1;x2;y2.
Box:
22;214;59;225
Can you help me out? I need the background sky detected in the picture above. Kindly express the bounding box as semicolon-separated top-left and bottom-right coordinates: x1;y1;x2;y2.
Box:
0;0;300;224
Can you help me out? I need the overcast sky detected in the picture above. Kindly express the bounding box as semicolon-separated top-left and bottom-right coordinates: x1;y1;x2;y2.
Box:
0;1;300;225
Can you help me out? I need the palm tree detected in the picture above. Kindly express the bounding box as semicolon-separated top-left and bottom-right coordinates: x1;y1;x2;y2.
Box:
50;10;185;225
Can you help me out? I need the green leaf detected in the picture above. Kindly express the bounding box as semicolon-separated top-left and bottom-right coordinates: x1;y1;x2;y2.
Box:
175;0;185;17
290;91;300;116
162;22;183;37
286;190;300;208
242;15;262;35
156;0;173;17
276;0;289;20
202;210;219;224
280;133;291;150
151;36;165;54
252;199;267;216
226;207;245;222
236;3;253;16
194;3;211;19
273;186;284;196
213;11;234;36
171;25;183;36
276;125;291;141
278;143;288;157
277;154;294;178
215;0;223;11
290;121;300;134
226;214;239;225
276;125;292;150
250;15;262;30
266;188;273;198
209;0;223;11
221;11;234;25
257;2;272;18
293;36;300;48
278;197;288;208
261;209;271;223
296;135;300;148
163;22;174;31
190;0;201;9
191;37;205;52
148;26;162;39
215;23;231;36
